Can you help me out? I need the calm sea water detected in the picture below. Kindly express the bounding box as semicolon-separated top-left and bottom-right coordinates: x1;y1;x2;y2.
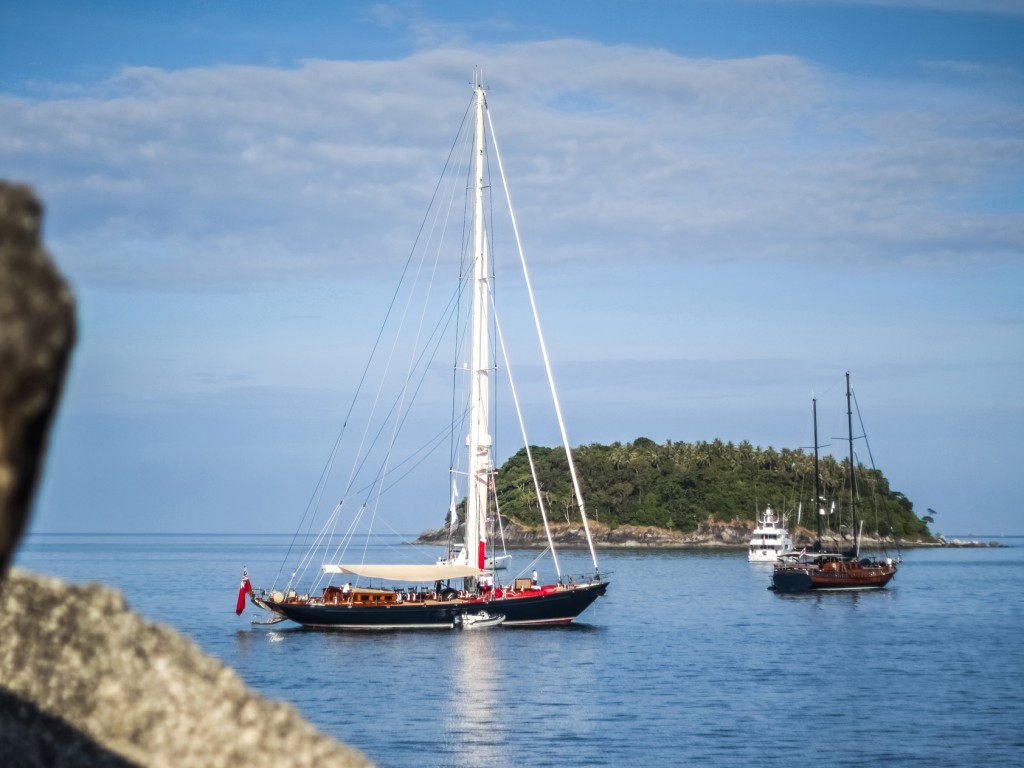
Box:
13;534;1024;767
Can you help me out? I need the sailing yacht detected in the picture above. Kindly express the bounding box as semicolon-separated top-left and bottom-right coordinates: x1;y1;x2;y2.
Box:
243;75;608;628
771;374;898;593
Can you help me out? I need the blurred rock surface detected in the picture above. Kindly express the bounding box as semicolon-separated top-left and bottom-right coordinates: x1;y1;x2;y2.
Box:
0;182;74;577
0;182;371;767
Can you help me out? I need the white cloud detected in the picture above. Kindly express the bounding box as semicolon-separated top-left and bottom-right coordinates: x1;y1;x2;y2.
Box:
1;39;1020;293
752;0;1024;14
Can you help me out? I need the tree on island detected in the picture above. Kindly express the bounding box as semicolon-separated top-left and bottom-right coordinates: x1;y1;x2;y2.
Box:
475;438;934;541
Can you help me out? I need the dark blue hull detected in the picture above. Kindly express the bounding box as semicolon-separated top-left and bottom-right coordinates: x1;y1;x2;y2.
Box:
771;568;814;593
272;600;460;629
265;581;608;630
496;581;609;626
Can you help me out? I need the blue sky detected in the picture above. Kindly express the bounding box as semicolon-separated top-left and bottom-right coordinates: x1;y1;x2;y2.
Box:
3;0;1022;537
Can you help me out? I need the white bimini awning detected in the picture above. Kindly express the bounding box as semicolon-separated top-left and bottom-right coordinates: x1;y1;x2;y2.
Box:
321;563;486;582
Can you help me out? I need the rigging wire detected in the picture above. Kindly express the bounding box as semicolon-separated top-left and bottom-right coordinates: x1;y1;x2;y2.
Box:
852;387;902;561
491;295;562;578
485;100;601;576
275;94;477;587
270;85;606;596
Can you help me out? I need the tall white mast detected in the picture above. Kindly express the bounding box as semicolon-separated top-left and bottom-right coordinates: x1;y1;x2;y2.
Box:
464;77;491;579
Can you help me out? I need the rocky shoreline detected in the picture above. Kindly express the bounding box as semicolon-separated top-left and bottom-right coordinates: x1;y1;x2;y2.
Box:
417;518;1001;550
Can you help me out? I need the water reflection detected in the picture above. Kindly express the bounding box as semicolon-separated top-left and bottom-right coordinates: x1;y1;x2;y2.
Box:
772;587;898;611
24;538;1022;767
445;630;508;766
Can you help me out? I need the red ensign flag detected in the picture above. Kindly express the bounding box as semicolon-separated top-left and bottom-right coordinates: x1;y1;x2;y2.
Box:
235;568;253;616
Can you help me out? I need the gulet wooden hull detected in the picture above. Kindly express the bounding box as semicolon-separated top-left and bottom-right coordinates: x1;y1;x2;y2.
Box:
772;561;897;593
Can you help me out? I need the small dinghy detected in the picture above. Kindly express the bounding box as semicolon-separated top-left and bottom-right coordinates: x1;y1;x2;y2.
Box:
455;611;505;630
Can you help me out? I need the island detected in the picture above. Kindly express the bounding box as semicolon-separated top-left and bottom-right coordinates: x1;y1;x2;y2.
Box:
418;438;974;549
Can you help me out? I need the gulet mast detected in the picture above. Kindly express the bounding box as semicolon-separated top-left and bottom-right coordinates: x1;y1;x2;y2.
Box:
846;371;859;558
813;397;822;550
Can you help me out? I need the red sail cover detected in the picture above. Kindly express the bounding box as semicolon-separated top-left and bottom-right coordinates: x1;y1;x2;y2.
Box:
235;573;252;615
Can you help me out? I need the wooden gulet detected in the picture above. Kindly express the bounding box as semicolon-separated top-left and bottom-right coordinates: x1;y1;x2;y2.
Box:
771;373;898;593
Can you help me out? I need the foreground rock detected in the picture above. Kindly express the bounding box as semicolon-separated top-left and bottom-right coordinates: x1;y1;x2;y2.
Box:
0;182;371;767
0;570;372;768
0;182;75;577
